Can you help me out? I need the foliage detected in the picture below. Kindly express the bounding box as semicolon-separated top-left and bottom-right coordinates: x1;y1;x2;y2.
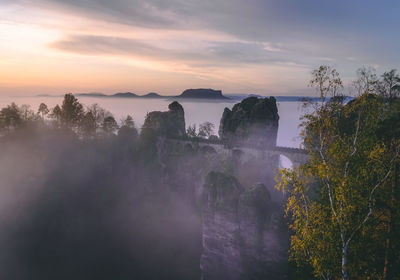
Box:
186;122;216;139
0;102;39;133
278;66;400;280
186;124;197;138
0;102;22;131
118;115;139;144
309;65;343;101
198;121;215;139
60;93;84;127
102;116;119;135
376;69;400;100
86;103;112;130
121;115;135;128
0;94;138;142
351;66;378;96
79;111;97;138
38;103;49;119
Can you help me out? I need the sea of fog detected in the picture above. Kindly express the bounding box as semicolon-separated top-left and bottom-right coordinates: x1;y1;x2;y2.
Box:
0;96;307;148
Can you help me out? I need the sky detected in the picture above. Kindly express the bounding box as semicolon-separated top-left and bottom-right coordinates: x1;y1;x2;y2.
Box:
0;0;399;96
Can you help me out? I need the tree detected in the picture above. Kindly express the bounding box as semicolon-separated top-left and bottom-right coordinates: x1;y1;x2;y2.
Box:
60;93;84;127
376;100;400;279
198;122;215;139
376;69;400;100
277;67;400;280
0;103;22;132
309;65;343;101
19;104;35;122
87;103;111;130
121;115;135;128
79;111;97;138
38;103;49;119
118;115;138;141
50;105;62;125
186;124;197;138
102;116;118;135
352;66;378;96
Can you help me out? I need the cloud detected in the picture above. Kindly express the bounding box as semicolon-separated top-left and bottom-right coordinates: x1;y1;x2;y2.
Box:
2;0;400;95
51;34;302;67
16;0;400;68
26;0;181;28
21;0;340;41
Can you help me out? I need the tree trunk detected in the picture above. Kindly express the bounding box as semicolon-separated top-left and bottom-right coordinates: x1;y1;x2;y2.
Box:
383;162;399;279
342;244;348;280
382;212;392;280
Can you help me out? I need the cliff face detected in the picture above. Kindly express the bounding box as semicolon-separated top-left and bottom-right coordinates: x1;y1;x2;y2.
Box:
201;172;288;280
142;101;186;138
219;97;279;148
201;172;244;280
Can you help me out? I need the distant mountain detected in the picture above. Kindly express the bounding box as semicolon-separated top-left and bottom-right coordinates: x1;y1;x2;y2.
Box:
140;92;163;98
76;92;107;97
177;89;229;99
112;92;138;98
35;94;54;97
225;94;328;102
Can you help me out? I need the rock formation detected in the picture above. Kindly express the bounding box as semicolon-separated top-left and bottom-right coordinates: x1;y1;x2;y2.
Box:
141;101;186;138
178;88;228;99
201;172;288;280
201;172;244;280
238;183;288;279
219;97;279;148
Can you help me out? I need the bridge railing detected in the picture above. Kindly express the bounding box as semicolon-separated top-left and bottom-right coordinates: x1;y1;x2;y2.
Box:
166;136;307;154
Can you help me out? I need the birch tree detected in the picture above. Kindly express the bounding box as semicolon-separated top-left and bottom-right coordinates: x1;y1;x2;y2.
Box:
277;67;400;279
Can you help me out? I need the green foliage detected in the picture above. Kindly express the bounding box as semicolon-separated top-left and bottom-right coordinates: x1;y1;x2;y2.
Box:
278;66;400;280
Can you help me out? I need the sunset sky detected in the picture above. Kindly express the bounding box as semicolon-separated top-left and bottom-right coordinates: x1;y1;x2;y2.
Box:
1;0;399;96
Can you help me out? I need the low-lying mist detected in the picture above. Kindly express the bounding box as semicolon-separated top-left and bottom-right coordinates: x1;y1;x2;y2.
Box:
0;95;287;280
0;126;203;280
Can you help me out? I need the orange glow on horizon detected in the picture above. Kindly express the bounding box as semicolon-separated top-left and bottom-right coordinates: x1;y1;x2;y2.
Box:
0;3;311;96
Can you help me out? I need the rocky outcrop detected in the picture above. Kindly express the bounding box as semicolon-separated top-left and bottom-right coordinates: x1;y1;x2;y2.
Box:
201;172;288;280
219;97;279;148
238;184;288;279
141;101;186;138
178;89;228;99
201;172;244;280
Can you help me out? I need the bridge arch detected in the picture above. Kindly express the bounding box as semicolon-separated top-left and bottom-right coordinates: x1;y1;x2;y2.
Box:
163;138;309;167
279;154;293;169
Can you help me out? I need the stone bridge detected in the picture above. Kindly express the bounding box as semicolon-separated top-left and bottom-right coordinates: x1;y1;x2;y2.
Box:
165;138;309;168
